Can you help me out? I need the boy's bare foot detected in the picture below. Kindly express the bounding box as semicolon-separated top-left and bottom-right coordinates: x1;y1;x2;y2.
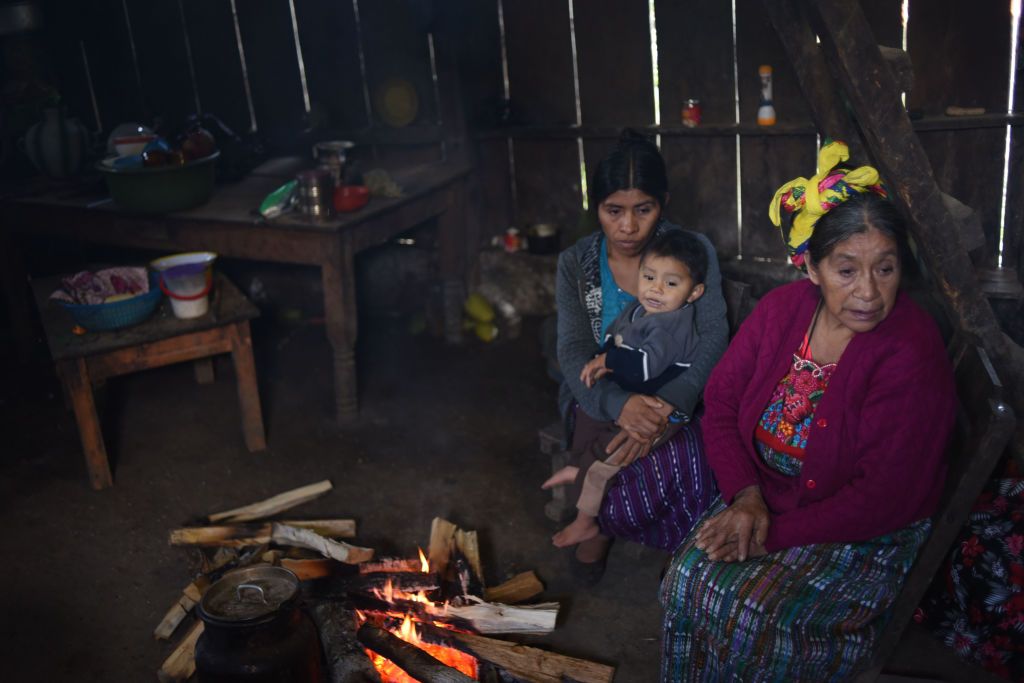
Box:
541;466;579;490
552;514;601;547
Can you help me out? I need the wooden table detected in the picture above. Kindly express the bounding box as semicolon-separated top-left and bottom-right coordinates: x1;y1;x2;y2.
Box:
2;157;471;424
32;273;265;489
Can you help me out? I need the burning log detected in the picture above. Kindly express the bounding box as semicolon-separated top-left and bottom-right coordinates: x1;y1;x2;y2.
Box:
482;571;544;604
205;480;333;523
169;519;356;547
270;523;374;564
357;624;475;683
309;602;382;683
347;594;476;632
156;620;203;683
348;571;440;595
153;576;209;640
419;626;615;683
360;557;423;573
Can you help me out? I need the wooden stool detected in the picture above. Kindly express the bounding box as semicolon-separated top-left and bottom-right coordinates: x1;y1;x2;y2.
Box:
31;273;266;490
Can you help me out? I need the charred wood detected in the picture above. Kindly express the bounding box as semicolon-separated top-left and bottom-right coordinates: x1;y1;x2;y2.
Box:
357;624;476;683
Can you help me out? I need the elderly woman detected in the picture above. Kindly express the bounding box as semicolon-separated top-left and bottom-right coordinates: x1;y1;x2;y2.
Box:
659;142;956;681
554;131;728;579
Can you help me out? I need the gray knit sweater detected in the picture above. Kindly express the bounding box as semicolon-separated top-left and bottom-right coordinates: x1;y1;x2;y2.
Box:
555;221;729;422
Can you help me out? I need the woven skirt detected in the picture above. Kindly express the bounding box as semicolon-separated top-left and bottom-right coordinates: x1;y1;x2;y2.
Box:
659;498;930;682
597;420;717;552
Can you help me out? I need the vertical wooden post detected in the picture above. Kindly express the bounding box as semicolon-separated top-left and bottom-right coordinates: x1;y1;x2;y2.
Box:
61;357;113;490
229;321;266;452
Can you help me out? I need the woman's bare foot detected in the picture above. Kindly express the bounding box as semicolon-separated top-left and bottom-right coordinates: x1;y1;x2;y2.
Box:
541;466;579;490
552;514;601;547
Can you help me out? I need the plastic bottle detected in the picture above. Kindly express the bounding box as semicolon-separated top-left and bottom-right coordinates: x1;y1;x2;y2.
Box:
757;65;777;126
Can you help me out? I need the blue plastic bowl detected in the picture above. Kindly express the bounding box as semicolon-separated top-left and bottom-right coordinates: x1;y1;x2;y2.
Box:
59;272;163;331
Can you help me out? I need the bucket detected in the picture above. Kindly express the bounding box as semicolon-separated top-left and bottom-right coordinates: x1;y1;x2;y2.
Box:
151;252;217;319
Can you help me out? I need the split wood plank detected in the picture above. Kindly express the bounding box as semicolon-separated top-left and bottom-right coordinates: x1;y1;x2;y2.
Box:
445;599;558;635
169;519;356;547
426;628;615;683
270;523;374;564
428;518;483;586
360;557;423;574
280;558;335;581
153;576;210;640
357;624;475;683
206;480;333;523
156;620;203;683
482;571;544;605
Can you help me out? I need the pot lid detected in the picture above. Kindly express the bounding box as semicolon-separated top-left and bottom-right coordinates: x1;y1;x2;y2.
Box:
200;566;299;623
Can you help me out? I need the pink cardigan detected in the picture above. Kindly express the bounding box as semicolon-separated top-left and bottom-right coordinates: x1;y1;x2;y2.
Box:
703;279;956;552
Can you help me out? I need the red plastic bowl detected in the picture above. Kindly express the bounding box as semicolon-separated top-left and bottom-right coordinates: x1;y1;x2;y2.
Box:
333;185;370;213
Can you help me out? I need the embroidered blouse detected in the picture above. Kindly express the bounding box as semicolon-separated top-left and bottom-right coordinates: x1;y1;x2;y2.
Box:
754;311;836;476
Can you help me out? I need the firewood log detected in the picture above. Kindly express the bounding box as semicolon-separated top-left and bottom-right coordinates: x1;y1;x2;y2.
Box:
308;602;382;683
153;576;209;640
156;620;203;682
357;624;475;683
271;523;374;564
205;480;333;523
169;519;356;547
482;571;544;604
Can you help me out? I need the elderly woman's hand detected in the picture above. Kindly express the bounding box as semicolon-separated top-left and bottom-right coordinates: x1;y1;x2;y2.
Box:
694;486;770;562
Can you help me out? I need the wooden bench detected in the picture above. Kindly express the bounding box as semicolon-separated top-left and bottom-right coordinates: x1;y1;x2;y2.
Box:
856;338;1017;681
31;272;266;490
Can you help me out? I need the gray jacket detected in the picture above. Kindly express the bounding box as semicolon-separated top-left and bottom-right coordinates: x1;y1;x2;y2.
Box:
555;221;729;421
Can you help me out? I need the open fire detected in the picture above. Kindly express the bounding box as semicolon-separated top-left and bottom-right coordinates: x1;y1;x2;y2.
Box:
357;549;480;682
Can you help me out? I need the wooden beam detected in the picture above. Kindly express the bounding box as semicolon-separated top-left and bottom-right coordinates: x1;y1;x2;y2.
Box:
205;480;333;523
878;46;913;94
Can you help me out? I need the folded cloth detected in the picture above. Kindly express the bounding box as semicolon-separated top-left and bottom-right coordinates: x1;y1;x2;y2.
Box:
50;267;149;305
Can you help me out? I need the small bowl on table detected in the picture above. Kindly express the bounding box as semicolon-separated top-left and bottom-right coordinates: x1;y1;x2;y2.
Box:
333;185;370;213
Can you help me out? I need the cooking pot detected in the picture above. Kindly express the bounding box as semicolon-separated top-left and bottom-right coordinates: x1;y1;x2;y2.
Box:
195;565;324;682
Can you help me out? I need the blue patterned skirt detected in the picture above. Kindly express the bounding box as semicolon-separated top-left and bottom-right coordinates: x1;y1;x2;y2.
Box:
660;498;931;682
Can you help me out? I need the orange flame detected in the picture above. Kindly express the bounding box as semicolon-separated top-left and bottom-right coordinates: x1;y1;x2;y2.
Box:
419;547;430;573
364;615;478;682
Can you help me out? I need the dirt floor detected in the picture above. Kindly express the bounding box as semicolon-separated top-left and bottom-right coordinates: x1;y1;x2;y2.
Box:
0;304;670;682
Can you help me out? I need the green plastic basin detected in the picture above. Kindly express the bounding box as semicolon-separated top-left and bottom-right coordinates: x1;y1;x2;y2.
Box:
97;151;219;213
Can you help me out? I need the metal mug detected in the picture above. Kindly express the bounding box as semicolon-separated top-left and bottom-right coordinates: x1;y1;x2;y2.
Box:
312;140;354;187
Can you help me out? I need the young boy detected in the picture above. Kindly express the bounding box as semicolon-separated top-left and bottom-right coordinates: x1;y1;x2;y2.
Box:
544;230;708;548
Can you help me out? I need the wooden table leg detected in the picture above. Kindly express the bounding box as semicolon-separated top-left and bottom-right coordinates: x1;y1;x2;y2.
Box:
0;230;38;362
61;358;113;490
321;236;359;424
229;321;266;451
438;180;467;345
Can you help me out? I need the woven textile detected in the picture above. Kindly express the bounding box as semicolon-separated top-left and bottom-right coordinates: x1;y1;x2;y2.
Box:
660;498;930;682
598;420;717;551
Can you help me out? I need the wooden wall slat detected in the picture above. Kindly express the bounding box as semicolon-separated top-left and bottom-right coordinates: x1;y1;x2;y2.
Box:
234;0;308;151
1004;130;1024;272
357;0;437;127
574;0;653;127
739;135;816;261
477;138;513;240
180;0;252;137
908;0;1011;115
294;0;368;131
442;0;504;129
41;0;98;131
920;128;1010;268
513;139;581;229
124;0;196;130
662;136;739;259
860;0;903;47
503;0;576;125
656;0;736;127
77;0;143;133
736;0;812;127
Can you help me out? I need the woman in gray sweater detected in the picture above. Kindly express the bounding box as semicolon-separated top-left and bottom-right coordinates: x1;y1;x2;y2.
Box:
554;131;728;580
